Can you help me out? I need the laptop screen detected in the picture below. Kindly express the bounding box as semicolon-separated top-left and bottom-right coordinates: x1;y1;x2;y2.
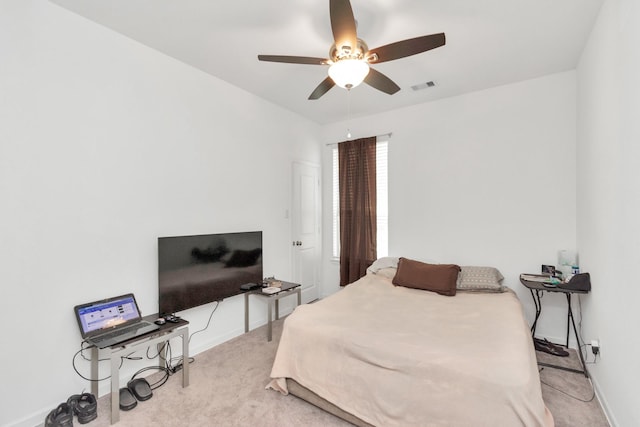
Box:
75;294;142;337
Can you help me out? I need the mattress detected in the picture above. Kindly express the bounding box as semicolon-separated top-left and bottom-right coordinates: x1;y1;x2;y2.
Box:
268;272;554;427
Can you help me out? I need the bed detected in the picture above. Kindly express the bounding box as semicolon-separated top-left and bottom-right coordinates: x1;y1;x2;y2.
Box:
267;258;554;427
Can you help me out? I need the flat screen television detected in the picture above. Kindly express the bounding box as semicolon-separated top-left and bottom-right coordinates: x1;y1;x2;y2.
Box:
158;231;262;316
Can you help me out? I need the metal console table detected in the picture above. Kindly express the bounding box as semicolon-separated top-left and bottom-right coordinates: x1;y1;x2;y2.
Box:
244;281;302;341
89;316;189;424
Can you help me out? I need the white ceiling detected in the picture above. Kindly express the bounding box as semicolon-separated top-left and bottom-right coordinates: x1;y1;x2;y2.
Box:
50;0;603;125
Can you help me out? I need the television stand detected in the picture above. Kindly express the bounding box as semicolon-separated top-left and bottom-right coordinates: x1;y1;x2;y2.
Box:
244;281;301;341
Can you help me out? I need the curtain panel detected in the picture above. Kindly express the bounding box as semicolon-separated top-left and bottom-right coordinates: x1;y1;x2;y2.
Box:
338;137;377;286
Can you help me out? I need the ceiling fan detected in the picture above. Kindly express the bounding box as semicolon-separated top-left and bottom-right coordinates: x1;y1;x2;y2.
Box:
258;0;445;100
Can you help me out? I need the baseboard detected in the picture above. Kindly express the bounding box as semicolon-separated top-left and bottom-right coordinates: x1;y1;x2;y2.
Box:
5;406;49;427
189;305;295;356
588;369;618;427
188;326;247;356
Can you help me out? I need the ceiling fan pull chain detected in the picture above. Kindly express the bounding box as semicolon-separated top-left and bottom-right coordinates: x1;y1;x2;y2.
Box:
346;89;352;139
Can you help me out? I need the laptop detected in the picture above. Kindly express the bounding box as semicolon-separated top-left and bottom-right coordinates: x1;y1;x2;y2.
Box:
74;293;160;349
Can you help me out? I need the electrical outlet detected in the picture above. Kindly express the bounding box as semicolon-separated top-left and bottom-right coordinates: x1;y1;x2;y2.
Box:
591;339;600;355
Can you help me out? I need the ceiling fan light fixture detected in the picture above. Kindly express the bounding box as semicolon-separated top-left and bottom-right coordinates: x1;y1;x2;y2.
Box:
258;1;446;99
328;59;370;89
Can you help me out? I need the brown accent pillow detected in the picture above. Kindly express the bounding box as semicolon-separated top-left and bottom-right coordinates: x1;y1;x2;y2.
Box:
392;258;461;296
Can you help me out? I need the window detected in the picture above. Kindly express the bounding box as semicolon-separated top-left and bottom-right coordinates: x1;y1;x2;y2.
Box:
332;138;388;258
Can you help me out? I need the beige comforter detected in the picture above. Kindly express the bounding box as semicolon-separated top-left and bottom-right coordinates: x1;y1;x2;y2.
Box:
268;272;554;427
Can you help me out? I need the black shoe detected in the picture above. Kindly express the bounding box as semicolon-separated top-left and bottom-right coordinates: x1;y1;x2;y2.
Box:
45;402;74;427
67;393;97;424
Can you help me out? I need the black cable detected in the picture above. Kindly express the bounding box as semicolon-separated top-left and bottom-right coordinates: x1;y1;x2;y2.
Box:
72;348;110;382
169;356;195;374
188;300;220;343
156;300;219;377
78;341;107;363
127;339;181;390
72;342;132;382
162;340;194;374
575;295;602;366
146;341;168;360
579;343;600;365
130;365;171;390
123;302;216;383
73;317;195;390
576;294;589;363
128;340;190;390
129;341;172;390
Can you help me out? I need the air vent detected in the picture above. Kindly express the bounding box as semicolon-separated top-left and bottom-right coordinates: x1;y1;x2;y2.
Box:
411;81;436;91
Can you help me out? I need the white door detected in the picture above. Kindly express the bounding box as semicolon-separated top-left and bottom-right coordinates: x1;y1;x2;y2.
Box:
292;162;320;303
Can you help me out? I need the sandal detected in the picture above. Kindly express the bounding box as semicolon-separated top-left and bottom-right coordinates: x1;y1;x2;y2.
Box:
127;378;153;402
534;337;569;357
44;402;73;427
119;387;137;411
67;393;97;424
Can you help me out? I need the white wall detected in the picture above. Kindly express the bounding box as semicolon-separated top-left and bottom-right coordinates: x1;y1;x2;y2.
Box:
9;1;637;426
321;71;578;345
576;0;640;425
0;2;321;426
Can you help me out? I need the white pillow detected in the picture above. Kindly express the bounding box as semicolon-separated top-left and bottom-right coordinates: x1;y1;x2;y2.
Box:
374;267;398;280
456;266;505;292
366;257;399;275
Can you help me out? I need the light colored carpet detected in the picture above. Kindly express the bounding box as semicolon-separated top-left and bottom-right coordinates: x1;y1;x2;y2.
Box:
86;319;349;427
536;349;610;427
80;319;609;427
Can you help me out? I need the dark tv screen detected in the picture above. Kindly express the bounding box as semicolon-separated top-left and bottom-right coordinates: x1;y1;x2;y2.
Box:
158;231;262;315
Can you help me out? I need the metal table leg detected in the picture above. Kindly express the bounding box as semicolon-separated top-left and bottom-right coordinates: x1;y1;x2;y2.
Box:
267;299;273;341
566;293;588;378
110;349;119;423
90;347;99;398
181;327;190;386
245;284;303;342
244;292;249;333
529;289;542;335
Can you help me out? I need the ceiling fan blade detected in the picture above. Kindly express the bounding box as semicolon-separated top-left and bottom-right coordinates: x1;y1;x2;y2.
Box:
330;0;357;51
258;55;329;65
364;68;400;95
308;77;336;100
368;33;446;64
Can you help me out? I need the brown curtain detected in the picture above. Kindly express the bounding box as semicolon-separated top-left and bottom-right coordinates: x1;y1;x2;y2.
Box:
339;137;377;286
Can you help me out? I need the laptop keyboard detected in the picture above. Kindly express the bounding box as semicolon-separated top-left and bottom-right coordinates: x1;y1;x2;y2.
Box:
92;323;149;344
